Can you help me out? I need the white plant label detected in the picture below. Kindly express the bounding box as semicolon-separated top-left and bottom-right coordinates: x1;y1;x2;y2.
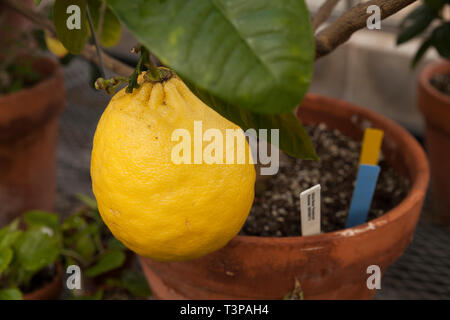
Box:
300;184;321;236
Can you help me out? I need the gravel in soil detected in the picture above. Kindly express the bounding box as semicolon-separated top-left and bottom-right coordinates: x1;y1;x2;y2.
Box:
430;72;450;97
241;124;410;237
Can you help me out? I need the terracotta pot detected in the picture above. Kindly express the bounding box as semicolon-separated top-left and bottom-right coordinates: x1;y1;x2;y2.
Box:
23;262;63;300
139;94;429;300
418;60;450;227
0;0;34;52
0;57;66;226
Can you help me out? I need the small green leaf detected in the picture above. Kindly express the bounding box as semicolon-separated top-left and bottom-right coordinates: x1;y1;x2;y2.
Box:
0;220;22;250
108;237;126;251
88;0;122;47
76;194;98;210
0;288;23;300
0;247;13;275
432;22;450;59
75;233;96;261
107;0;315;114
190;84;318;159
397;4;436;45
412;37;433;68
121;270;151;298
85;249;125;277
61;214;86;231
23;210;59;230
34;0;42;6
14;228;60;274
283;278;303;300
53;0;89;54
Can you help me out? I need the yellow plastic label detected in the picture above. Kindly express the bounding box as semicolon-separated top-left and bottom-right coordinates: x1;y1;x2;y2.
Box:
359;128;384;165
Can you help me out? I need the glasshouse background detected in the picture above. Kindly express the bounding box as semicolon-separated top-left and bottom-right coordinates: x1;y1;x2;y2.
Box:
0;0;449;300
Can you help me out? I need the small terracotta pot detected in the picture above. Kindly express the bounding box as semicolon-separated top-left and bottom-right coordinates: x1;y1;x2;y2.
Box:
23;262;63;300
139;94;429;300
0;0;34;51
0;57;66;226
418;60;450;227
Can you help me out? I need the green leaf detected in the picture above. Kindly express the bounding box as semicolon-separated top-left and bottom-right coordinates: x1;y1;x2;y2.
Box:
107;0;314;114
283;278;303;300
397;4;436;45
61;214;86;231
75;233;97;261
0;288;23;300
88;0;122;47
108;237;126;251
14;228;60;274
23;210;59;230
76;194;98;210
0;247;13;275
190;84;318;159
120;270;151;298
412;37;433;68
0;220;22;250
53;0;89;54
34;0;42;5
85;249;125;277
432;22;450;59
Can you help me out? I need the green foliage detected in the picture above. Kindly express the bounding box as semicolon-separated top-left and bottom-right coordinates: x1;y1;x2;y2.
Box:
106;0;316;159
0;60;41;95
190;85;318;159
0;212;61;298
52;0;122;53
23;210;60;230
88;0;122;47
76;193;99;210
397;0;450;66
13;228;60;284
85;249;126;277
0;197;148;300
44;0;318;159
0;288;22;300
107;0;314;115
283;278;304;300
0;248;13;276
105;270;151;298
61;196;127;278
62;195;151;300
53;0;90;54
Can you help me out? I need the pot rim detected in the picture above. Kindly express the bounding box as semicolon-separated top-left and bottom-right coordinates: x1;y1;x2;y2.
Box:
233;94;430;246
0;55;62;105
23;261;63;300
419;60;450;105
0;55;65;134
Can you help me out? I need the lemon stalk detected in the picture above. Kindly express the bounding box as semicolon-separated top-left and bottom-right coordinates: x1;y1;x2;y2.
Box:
96;45;174;95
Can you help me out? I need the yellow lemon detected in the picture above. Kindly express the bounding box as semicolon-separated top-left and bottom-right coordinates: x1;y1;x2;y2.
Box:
91;71;255;261
44;32;68;58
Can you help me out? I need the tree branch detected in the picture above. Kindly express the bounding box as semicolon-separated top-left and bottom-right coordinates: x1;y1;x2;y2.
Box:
312;0;342;32
315;0;418;59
